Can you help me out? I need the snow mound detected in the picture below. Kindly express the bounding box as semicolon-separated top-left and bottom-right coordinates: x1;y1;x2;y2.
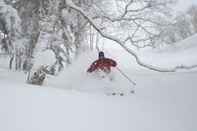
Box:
0;63;197;131
136;34;197;69
159;33;197;53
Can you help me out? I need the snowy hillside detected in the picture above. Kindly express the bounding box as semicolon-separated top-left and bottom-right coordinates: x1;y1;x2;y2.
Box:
0;34;197;131
138;33;197;69
0;69;197;131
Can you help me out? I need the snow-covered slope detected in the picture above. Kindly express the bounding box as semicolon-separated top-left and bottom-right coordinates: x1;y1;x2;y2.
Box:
0;34;197;131
0;69;197;131
138;34;197;69
161;33;197;52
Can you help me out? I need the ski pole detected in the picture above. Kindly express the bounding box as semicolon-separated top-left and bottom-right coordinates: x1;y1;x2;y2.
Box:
116;67;136;86
104;50;136;86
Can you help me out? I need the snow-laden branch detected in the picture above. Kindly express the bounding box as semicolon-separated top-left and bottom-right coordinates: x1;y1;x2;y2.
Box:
65;0;197;72
0;0;23;50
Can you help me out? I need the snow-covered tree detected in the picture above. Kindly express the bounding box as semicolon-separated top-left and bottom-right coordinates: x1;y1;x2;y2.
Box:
156;13;193;47
0;0;28;70
1;0;197;73
187;5;197;33
63;0;197;71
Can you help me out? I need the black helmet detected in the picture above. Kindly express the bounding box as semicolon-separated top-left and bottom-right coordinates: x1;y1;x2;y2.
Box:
98;51;105;59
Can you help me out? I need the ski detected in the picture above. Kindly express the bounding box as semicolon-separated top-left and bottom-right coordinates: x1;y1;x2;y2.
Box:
106;90;135;96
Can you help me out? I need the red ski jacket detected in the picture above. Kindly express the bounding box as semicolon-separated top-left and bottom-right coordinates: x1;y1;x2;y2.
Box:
87;58;117;73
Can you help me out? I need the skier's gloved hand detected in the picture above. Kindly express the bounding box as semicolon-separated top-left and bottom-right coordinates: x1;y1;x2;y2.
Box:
87;68;93;73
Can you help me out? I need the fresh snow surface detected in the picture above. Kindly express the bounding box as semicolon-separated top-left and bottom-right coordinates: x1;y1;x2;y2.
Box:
0;34;197;131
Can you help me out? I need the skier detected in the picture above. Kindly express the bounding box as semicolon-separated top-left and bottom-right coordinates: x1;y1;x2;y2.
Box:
87;51;135;96
87;51;117;74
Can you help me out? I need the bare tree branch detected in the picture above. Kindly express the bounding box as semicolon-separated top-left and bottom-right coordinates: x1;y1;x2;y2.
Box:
65;0;197;72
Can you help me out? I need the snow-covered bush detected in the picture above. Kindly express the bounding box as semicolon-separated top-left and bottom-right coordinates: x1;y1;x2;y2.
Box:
27;65;46;86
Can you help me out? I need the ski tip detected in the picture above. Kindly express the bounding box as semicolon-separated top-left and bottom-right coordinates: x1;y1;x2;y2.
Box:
120;93;124;96
112;92;116;96
130;90;135;94
106;92;125;96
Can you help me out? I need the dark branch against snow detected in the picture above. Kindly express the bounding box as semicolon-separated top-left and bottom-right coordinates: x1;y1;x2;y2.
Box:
65;0;197;72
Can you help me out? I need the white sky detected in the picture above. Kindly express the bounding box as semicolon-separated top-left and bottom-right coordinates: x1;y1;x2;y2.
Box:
176;0;197;11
